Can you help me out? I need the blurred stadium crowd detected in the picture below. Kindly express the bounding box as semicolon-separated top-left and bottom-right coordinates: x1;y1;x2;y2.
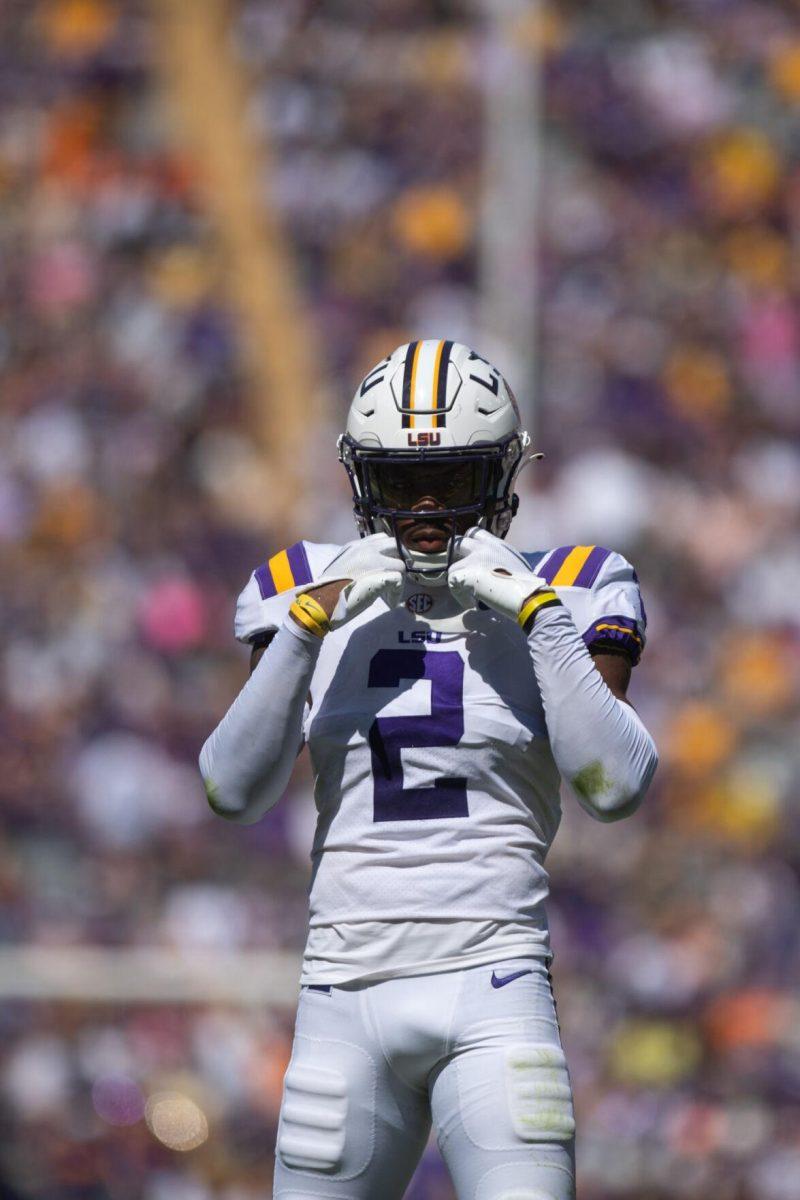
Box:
1;0;799;1197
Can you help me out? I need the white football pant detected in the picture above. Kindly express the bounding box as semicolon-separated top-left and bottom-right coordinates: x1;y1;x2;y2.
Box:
273;958;575;1199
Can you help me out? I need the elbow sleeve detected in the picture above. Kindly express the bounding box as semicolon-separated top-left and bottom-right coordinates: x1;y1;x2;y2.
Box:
199;620;321;823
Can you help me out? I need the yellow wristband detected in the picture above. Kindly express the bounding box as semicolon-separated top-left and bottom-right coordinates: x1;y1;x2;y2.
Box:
289;593;330;638
518;589;560;631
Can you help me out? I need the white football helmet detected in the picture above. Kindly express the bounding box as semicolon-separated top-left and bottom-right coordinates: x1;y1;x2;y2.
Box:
338;339;540;582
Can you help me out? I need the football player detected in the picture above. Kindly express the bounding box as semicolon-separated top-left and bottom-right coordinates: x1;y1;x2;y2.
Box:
200;340;658;1200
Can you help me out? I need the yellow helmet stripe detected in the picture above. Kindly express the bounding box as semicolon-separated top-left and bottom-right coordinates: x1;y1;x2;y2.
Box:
430;339;445;429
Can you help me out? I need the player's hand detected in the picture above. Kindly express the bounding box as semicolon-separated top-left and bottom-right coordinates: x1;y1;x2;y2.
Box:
300;578;349;620
447;527;550;621
328;569;404;630
316;534;404;628
292;534;404;631
321;533;403;580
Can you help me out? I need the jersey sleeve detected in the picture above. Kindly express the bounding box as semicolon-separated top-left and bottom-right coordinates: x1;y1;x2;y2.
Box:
234;540;344;644
530;544;647;665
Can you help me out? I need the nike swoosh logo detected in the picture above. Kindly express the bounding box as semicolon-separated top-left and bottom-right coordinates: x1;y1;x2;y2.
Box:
491;968;533;989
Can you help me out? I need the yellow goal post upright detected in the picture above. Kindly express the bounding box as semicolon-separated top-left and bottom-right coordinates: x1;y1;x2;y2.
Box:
478;0;542;434
153;0;323;535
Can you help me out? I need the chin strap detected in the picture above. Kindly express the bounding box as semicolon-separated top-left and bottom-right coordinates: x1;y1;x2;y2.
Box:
379;512;459;586
406;563;450;587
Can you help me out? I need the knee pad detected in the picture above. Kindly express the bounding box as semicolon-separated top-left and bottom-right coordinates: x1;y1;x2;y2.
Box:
476;1160;574;1200
505;1043;575;1143
497;1194;558;1200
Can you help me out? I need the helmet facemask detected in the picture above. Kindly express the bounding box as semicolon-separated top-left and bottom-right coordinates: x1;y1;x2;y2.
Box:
339;433;528;584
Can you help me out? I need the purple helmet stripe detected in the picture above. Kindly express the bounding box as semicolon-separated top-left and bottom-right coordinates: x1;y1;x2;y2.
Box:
435;339;453;426
401;341;419;429
573;545;612;588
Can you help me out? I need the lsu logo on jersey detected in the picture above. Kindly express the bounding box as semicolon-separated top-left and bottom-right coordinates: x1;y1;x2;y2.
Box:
398;629;443;644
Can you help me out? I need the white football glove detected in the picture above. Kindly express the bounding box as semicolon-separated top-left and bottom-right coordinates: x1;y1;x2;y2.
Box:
318;533;403;584
328;569;404;630
447;527;551;622
311;534;404;630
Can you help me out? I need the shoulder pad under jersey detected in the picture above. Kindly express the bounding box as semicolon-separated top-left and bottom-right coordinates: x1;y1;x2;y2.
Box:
234;540;344;643
522;545;646;664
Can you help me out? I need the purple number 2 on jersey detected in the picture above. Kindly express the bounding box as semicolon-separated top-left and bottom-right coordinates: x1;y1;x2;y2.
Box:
367;649;468;821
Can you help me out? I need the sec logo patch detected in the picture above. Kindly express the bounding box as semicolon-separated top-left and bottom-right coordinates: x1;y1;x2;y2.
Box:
406;593;434;614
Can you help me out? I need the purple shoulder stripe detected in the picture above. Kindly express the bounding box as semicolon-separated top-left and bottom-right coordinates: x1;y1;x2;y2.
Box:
538;545;573;584
255;562;276;600
254;541;313;600
573;545;612;588
286;541;312;587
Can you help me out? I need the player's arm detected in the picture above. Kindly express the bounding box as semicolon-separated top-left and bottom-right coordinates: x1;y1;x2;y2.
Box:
249;636;273;674
200;535;404;824
248;579;351;674
590;651;631;701
449;531;657;822
200;603;333;825
525;603;656;821
522;548;654;820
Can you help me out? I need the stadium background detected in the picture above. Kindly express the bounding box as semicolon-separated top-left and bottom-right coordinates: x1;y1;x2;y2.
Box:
1;0;799;1197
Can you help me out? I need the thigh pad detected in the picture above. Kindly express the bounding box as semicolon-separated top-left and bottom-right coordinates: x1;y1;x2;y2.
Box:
277;1036;376;1178
505;1042;575;1143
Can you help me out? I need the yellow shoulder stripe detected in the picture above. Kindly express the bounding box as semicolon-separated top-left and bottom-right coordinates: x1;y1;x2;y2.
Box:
550;545;596;587
267;549;296;593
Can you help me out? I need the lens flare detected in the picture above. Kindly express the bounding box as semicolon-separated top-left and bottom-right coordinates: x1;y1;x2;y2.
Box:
144;1091;209;1151
91;1076;145;1127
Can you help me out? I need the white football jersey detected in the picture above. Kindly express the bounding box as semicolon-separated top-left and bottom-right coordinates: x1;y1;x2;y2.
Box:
235;540;647;984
